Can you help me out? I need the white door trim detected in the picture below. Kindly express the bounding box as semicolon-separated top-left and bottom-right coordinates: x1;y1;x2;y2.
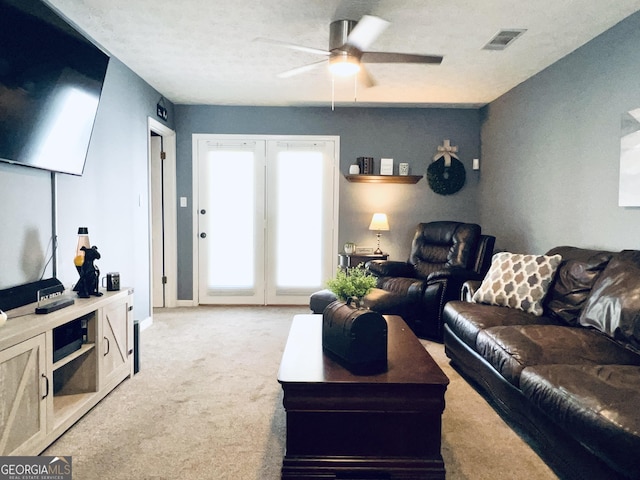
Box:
148;118;178;308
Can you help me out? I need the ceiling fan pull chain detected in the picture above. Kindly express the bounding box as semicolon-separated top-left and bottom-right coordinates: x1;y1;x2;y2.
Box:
354;75;358;103
332;75;335;111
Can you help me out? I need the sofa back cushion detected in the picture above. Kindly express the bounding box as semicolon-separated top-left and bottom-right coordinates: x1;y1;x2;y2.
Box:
579;250;640;351
544;246;614;325
409;222;480;278
471;252;562;316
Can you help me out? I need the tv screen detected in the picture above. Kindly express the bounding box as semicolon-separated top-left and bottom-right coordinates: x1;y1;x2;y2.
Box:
0;0;109;176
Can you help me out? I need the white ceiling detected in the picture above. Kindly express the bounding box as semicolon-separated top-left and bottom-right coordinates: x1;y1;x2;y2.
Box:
45;0;640;108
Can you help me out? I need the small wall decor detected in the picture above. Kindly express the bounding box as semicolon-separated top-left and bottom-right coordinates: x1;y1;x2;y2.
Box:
619;108;640;206
428;139;466;195
399;163;409;175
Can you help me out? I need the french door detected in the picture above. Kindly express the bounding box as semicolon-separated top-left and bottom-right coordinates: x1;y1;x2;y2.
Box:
194;135;339;305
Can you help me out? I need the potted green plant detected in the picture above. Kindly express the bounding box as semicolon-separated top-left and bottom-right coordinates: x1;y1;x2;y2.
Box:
326;263;377;303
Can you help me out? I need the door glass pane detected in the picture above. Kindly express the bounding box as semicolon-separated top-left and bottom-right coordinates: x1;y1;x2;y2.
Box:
275;150;323;288
206;150;255;291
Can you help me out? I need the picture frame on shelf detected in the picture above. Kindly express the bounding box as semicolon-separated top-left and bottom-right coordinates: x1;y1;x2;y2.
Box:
355;246;374;254
380;158;393;175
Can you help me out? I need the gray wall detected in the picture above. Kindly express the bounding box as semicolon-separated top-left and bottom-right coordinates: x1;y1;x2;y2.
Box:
174;106;481;300
0;57;174;321
479;12;640;254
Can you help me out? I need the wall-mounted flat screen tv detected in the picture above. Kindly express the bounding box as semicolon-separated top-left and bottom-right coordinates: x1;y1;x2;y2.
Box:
0;0;109;176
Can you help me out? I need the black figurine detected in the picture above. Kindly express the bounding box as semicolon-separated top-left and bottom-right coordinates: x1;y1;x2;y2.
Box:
74;246;104;298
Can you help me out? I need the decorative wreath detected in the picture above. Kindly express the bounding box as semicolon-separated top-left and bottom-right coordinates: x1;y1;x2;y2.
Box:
427;157;466;195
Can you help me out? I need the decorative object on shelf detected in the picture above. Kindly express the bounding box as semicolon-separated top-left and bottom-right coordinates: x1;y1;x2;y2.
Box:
74;246;103;298
368;213;390;254
326;263;377;302
399;162;409;175
355;246;374;254
344;242;356;254
357;156;374;174
428;139;466;195
380;158;393;175
349;164;360;174
74;227;91;274
102;272;121;291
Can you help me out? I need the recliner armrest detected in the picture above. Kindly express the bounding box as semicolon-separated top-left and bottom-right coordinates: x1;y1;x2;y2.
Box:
367;260;416;278
426;266;485;282
461;280;483;301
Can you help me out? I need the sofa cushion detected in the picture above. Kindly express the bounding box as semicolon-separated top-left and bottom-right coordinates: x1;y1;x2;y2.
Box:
476;324;640;387
544;247;613;325
443;301;561;349
521;364;640;475
472;252;562;316
579;250;640;351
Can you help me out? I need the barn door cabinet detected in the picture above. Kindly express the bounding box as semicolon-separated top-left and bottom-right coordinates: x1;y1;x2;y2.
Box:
0;288;134;455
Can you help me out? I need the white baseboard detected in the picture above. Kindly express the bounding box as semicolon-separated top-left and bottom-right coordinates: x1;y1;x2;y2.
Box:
176;299;197;307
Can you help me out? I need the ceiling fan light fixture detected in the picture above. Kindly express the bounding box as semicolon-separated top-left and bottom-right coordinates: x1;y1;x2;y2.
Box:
328;53;360;76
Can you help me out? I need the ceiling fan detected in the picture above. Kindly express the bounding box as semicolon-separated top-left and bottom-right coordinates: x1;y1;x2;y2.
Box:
255;15;443;88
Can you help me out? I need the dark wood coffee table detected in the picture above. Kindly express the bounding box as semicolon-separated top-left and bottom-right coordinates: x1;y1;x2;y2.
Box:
278;314;449;479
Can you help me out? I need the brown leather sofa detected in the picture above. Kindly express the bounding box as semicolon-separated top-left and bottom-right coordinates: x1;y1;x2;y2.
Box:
311;221;495;340
443;246;640;480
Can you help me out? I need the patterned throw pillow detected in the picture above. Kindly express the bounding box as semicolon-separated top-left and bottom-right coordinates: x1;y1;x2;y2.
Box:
471;252;563;316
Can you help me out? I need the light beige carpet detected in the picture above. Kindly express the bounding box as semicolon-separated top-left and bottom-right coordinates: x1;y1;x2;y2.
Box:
43;306;557;479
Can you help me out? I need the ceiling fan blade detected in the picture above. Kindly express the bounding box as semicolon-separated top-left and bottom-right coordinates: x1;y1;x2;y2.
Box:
277;59;327;78
345;15;389;51
253;37;330;56
358;65;376;88
361;52;443;64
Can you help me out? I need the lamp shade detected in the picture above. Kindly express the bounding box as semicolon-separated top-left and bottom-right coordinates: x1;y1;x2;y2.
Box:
368;213;390;231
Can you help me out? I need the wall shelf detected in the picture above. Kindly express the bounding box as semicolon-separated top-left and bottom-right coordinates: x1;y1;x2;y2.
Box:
345;174;423;184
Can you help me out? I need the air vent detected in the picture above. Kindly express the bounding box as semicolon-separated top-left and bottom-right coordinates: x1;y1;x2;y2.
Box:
483;29;527;51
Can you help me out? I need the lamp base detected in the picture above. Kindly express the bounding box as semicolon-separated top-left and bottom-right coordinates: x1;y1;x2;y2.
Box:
374;232;383;255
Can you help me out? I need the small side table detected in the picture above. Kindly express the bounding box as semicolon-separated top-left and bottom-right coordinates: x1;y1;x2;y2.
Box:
339;253;388;271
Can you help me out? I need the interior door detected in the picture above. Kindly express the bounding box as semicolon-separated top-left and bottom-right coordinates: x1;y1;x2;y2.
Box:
150;135;165;308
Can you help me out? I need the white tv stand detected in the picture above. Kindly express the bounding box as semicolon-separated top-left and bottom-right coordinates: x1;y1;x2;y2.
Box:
0;288;134;455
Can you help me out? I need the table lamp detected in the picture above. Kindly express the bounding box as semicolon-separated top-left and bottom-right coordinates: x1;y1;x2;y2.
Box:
369;213;390;254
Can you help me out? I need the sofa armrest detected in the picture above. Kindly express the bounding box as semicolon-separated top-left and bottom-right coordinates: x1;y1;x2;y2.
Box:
461;280;483;301
367;260;415;278
426;266;484;283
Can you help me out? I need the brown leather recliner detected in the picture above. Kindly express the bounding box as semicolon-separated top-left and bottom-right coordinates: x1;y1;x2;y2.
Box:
364;221;495;340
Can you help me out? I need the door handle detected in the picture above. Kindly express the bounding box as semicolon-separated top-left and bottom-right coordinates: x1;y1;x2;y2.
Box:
41;373;49;399
200;232;207;238
104;337;110;356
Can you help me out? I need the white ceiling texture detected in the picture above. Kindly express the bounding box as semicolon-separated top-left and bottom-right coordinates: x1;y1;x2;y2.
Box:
45;0;640;108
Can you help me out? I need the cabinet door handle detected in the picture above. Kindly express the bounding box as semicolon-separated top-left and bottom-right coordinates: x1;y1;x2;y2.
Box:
41;373;49;399
104;337;110;356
